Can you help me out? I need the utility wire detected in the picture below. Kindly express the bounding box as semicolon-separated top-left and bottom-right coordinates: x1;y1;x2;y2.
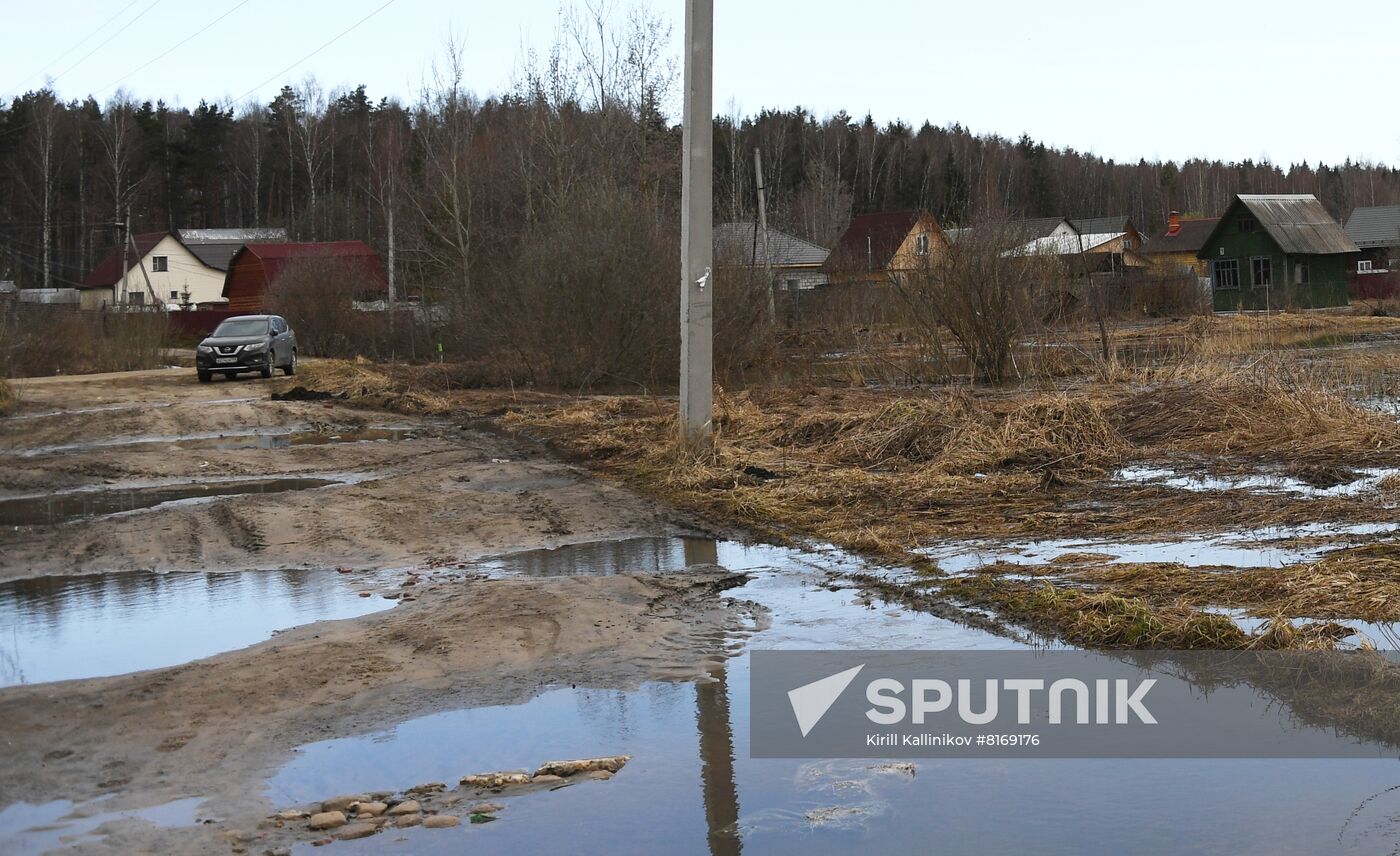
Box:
93;0;257;98
8;0;143;93
230;0;399;104
50;0;165;87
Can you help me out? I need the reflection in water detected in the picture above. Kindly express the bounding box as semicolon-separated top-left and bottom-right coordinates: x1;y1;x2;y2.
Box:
481;535;722;577
697;664;741;856
0;570;395;686
258;538;1400;855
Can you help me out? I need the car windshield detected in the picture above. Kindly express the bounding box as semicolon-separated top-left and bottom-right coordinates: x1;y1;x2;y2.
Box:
212;319;269;337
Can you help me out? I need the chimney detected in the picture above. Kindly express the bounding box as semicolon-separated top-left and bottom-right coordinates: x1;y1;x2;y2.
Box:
1166;211;1182;237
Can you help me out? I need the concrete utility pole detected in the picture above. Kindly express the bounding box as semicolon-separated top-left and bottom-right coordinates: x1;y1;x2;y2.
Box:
679;0;714;447
754;147;774;325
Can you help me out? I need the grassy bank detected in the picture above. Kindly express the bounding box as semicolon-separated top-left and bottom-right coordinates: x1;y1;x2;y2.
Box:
293;327;1400;651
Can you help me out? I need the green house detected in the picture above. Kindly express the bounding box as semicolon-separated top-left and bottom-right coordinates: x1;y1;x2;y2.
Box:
1197;194;1358;311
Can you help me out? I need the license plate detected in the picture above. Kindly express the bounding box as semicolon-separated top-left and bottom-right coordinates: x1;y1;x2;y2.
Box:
215;358;237;364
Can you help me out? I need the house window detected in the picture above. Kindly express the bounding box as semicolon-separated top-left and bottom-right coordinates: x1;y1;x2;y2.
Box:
127;291;145;306
914;234;930;256
1251;257;1272;288
785;278;799;291
169;290;179;300
1238;218;1255;234
151;256;169;272
1296;261;1310;285
1212;259;1240;290
1358;260;1374;273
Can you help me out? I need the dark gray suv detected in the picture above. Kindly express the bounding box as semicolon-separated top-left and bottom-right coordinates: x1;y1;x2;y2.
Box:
196;315;298;382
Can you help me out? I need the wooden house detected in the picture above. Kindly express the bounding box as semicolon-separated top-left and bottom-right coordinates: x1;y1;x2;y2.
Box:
1197;195;1357;311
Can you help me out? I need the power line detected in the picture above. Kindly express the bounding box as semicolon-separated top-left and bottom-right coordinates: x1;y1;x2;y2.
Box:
50;0;165;87
8;0;143;94
93;0;257;98
231;0;399;105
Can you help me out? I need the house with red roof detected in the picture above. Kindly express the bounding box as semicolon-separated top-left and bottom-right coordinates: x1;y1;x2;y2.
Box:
822;210;945;286
222;241;387;312
78;231;221;311
79;228;288;311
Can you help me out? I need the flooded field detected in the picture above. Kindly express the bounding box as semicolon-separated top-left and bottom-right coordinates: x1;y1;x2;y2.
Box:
264;538;1400;855
921;522;1400;575
0;569;397;686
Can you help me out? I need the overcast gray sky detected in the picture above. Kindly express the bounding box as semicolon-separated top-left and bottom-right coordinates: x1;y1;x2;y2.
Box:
2;0;1395;167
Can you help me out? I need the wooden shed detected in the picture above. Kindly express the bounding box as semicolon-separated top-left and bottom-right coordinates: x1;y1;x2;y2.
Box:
221;241;386;313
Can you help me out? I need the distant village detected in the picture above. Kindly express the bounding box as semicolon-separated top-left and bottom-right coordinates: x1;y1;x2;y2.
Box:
5;195;1396;327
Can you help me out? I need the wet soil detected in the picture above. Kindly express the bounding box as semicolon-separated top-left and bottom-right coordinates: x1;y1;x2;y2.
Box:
0;368;672;581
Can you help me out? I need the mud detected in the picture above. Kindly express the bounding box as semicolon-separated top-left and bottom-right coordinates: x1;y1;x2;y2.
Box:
0;367;754;854
0;369;672;581
0;476;350;526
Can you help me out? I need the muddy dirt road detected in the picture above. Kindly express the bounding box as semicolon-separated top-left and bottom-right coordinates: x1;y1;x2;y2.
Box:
0;368;678;580
0;368;760;853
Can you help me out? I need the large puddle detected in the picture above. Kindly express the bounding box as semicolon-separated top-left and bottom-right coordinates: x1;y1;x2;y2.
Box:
0;569;396;686
474;535;756;577
265;537;1400;855
0;476;359;526
0;797;203;855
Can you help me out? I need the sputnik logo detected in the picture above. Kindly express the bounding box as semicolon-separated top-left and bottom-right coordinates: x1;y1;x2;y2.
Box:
788;664;865;737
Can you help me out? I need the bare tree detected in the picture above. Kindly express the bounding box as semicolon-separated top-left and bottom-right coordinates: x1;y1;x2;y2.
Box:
291;77;330;240
232;101;266;226
100;93;140;236
413;38;478;311
894;216;1056;383
26;91;63;289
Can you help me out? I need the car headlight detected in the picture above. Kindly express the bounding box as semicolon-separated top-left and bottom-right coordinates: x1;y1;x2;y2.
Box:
196;345;212;354
244;342;266;353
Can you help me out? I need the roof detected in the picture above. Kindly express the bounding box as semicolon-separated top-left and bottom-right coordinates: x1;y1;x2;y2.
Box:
178;228;288;271
223;241;386;296
1070;216;1133;236
1017;217;1071;238
714;222;829;267
1006;233;1128;257
1344;205;1400;250
1141;218;1219;255
1204;195;1358;256
823;210;932;273
81;232;172;288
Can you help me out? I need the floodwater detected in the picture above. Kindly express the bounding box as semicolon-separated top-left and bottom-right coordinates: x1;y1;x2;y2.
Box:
921;522;1400;575
0;569;396;686
9;427;424;458
0;796;203;855
0;476;356;526
268;537;1400;855
474;535;756;578
1116;464;1400;498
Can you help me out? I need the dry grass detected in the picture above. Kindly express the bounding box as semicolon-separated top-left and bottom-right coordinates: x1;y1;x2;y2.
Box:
303;311;1400;651
997;543;1400;623
0;378;15;415
294;358;455;414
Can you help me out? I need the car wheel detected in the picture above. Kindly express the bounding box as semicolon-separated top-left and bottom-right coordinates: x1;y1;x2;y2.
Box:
283;349;297;376
260;362;273;379
197;371;212;383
